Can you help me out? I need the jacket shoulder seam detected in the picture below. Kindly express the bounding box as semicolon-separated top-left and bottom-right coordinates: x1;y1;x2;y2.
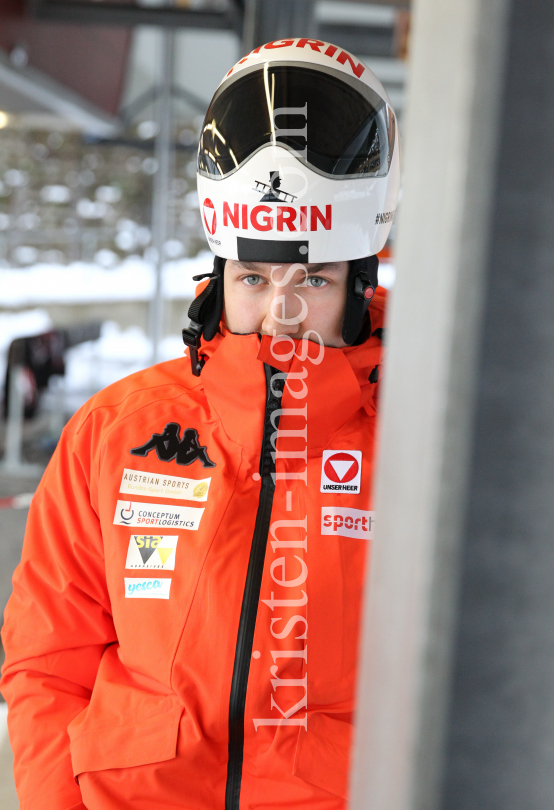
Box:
72;379;201;438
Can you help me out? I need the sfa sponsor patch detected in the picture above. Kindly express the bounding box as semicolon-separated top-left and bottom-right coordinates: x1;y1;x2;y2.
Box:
125;577;171;599
126;535;178;570
320;450;362;494
113;500;204;530
119;468;211;502
321;507;375;540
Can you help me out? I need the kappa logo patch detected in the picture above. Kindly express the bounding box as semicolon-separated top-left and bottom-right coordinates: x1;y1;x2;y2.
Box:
120;469;211;502
321;507;375;540
125;577;171;599
130;424;216;468
113;500;204;530
125;535;178;570
320;450;362;494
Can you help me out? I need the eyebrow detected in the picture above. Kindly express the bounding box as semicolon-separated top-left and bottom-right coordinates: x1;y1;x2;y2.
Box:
237;261;343;275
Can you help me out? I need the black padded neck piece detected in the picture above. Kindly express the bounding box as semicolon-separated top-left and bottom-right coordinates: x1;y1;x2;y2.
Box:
187;255;226;341
183;256;226;375
200;256;225;341
342;255;379;345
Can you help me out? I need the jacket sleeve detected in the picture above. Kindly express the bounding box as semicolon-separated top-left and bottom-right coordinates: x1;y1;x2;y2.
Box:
1;410;117;810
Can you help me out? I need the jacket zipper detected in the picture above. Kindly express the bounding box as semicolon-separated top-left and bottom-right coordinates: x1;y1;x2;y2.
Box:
225;364;283;810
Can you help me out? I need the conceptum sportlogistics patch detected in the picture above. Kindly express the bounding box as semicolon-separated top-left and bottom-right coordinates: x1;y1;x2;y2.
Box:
119;469;211;502
125;577;171;599
320;450;362;494
125;535;178;570
130;424;216;468
113;500;204;529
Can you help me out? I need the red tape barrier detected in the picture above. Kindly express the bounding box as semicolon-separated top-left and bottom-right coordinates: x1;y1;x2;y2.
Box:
0;493;34;511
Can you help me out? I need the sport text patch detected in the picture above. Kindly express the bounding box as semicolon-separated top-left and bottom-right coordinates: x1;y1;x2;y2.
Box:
321;507;375;540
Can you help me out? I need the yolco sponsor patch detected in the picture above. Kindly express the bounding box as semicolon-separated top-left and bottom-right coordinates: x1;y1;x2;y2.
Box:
125;577;171;599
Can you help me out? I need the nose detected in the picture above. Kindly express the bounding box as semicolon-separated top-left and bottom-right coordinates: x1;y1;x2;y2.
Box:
261;281;308;337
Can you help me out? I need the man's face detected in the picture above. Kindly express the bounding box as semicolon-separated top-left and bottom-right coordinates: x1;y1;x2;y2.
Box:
223;260;349;348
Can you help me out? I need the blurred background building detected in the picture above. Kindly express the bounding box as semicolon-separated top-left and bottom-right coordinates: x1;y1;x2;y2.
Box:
0;0;407;448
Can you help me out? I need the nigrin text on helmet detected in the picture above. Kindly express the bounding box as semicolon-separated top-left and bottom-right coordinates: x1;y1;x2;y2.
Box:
225;38;367;81
220;201;332;233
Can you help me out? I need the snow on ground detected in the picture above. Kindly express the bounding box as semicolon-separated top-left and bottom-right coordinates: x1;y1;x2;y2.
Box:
0;311;186;415
0;254;395;308
0;308;54;384
0;253;206;413
62;321;185;409
0;252;213;307
0;309;53;353
0;256;395;416
378;262;395;289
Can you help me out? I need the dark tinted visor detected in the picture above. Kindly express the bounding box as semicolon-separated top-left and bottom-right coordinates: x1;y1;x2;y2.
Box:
198;64;394;179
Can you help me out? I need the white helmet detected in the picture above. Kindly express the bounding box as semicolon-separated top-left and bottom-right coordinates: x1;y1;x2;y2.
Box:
183;39;400;375
197;37;400;265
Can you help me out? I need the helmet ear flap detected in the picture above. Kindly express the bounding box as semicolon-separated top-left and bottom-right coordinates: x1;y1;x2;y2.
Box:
202;256;225;341
342;255;379;345
183;256;226;376
185;256;226;341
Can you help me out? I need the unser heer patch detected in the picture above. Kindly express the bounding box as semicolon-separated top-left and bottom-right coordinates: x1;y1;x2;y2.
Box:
320;450;362;494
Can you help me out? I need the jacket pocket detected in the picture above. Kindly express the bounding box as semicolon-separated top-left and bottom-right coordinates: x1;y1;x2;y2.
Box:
293;712;353;799
69;701;182;776
67;646;183;776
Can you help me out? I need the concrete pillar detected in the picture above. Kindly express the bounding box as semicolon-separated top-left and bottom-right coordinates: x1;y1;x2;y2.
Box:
242;0;315;51
442;1;554;807
349;0;511;807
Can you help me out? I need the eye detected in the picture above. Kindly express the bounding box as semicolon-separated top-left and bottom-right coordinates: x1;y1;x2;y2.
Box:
306;276;328;288
242;275;262;286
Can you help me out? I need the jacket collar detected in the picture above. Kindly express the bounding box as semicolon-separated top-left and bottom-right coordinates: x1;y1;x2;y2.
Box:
198;289;386;451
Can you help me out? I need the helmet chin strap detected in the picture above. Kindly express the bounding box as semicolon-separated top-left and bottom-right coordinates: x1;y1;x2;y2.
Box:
182;254;379;376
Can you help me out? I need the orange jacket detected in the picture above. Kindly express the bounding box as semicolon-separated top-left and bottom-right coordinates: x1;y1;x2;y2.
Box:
1;290;385;810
